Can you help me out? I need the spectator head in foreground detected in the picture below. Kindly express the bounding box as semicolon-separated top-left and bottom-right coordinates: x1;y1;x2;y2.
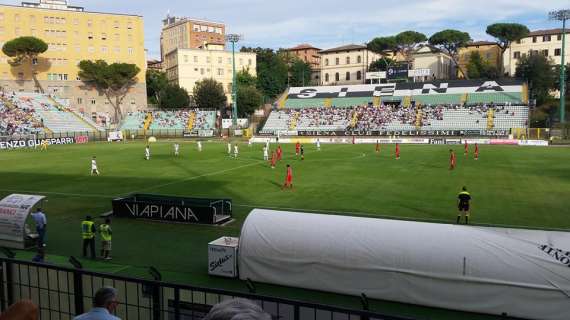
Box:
93;287;119;311
203;298;272;320
0;300;38;320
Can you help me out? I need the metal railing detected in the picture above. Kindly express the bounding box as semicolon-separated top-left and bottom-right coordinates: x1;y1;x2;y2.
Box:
0;257;410;320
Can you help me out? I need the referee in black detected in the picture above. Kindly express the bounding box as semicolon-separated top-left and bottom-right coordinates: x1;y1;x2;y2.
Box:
456;186;471;224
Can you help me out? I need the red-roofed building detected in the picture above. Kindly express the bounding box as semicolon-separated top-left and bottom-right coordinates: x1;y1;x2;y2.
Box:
284;44;322;84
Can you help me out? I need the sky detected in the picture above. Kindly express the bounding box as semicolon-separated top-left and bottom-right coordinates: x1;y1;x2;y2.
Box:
3;0;569;59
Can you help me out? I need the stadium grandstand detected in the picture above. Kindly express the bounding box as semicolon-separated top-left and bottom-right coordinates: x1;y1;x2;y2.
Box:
262;79;529;134
120;109;217;131
0;91;103;135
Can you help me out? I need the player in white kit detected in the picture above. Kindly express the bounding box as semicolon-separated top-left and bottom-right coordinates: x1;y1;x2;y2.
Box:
227;142;232;156
233;144;239;158
197;141;203;152
263;146;269;161
316;138;321;151
145;146;150;160
91;156;100;176
174;143;180;156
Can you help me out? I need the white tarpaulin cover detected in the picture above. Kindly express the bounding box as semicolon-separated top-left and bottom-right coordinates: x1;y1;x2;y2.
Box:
239;209;570;320
0;194;45;243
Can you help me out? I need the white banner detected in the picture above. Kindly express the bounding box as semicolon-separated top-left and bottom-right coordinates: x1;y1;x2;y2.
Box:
365;71;387;80
518;140;548;146
107;131;123;142
0;194;45;243
408;68;431;77
208;237;239;278
222;119;249;129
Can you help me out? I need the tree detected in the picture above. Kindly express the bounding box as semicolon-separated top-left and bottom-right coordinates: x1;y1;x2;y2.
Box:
2;36;48;93
241;47;288;99
466;52;499;79
369;58;394;72
236;69;257;87
193;78;226;110
515;54;556;105
394;31;427;62
367;36;397;68
78;60;140;124
146;70;168;105
160;85;190;109
429;29;471;79
289;59;312;87
236;85;262;117
486;23;530;75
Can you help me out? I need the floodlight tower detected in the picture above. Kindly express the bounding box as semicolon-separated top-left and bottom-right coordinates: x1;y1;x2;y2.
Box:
226;34;242;127
549;9;570;123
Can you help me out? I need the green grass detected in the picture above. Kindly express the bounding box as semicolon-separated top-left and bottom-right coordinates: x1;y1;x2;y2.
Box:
1;140;569;320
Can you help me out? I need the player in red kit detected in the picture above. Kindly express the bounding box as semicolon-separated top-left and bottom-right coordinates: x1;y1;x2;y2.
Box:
464;141;469;156
449;149;456;170
375;140;380;153
295;142;300;156
474;143;479;160
395;143;400;160
270;151;277;169
277;145;283;161
282;164;293;190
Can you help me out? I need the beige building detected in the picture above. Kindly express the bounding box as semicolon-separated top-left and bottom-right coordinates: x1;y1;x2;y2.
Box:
319;44;381;85
0;0;147;115
458;41;502;78
160;15;225;63
410;45;454;80
164;44;256;103
504;28;570;76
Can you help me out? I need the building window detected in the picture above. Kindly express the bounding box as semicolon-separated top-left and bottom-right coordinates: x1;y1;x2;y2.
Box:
128;47;134;55
335;72;339;81
15;28;21;36
516;39;521;44
239;58;243;65
532;36;537;43
200;68;204;75
218;57;222;64
335;58;339;65
128;34;133;42
357;55;362;63
356;71;362;80
555;48;561;56
14;14;20;23
87;20;92;28
32;58;38;65
217;68;223;76
127;22;133;30
194;56;199;63
542;49;549;56
29;15;36;25
346;57;350;64
31;29;37;36
346;72;350;81
130;99;135;105
88;32;93;40
18;72;24;80
325;73;329;82
102;46;108;54
248;59;252;66
513;51;520;59
557;34;562;41
88;47;95;53
113;21;119;29
325;59;329;66
0;13;4;21
73;18;79;25
102;33;107;40
77;98;83;104
113;47;120;53
543;35;551;42
91;99;96;105
207;57;211;63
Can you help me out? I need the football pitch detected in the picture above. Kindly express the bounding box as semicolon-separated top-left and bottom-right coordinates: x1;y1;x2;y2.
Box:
1;140;569;319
